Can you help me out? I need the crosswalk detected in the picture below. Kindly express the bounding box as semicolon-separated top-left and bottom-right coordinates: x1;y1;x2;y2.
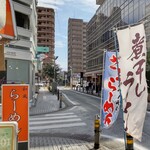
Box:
29;112;86;131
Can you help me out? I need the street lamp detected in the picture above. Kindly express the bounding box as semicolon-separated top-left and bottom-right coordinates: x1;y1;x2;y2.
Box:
54;56;58;82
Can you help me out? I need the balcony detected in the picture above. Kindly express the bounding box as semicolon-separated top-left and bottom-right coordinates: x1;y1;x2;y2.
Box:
37;30;54;34
13;1;32;15
38;17;54;22
17;27;31;38
38;24;54;28
16;0;32;5
12;39;32;48
38;11;54;15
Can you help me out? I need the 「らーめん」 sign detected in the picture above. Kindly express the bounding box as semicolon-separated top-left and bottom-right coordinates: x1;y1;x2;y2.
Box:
2;84;29;149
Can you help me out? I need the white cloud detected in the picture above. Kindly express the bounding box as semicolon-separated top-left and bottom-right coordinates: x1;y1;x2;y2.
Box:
38;0;64;6
38;0;65;9
38;2;59;9
38;0;98;12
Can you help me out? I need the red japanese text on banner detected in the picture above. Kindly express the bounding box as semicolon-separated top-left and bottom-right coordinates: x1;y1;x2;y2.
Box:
117;23;148;141
101;51;120;128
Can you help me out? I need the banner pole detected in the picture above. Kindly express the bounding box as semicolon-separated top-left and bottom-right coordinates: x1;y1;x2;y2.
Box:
100;50;106;127
113;29;127;149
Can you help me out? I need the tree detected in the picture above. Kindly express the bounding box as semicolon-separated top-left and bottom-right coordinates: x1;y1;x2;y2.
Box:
42;63;61;82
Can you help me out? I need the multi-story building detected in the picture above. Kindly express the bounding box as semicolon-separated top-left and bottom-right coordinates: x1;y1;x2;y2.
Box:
68;18;87;85
86;0;150;84
4;0;37;100
36;7;55;65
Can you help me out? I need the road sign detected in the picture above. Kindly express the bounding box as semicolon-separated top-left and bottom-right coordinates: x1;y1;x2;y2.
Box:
0;122;18;150
2;84;29;145
36;46;49;53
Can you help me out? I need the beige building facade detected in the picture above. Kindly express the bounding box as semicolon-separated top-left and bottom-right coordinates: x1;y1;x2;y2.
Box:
37;7;55;65
68;18;87;84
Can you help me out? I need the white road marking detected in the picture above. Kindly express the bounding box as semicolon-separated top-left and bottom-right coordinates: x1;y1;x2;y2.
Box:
30;118;82;125
30;115;78;121
30;112;86;130
63;93;79;105
30;123;86;130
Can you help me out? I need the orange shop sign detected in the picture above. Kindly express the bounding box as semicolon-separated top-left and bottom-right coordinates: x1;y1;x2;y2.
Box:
2;84;29;142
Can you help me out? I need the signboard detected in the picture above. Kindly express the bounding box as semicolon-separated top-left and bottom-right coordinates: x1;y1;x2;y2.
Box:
36;46;49;53
0;122;18;150
2;84;29;143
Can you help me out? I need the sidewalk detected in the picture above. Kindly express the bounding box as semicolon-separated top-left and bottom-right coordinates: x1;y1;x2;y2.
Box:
30;87;65;116
30;135;128;150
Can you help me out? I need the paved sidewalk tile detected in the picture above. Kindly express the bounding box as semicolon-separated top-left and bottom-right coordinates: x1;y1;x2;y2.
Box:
30;136;93;150
30;135;143;150
30;87;65;116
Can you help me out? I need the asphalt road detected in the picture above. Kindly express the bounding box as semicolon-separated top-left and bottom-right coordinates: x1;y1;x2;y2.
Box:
62;89;150;149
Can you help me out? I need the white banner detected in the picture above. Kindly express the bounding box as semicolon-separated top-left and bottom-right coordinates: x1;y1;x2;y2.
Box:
117;23;148;141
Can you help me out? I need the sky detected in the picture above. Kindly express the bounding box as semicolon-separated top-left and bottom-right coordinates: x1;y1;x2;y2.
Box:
38;0;99;71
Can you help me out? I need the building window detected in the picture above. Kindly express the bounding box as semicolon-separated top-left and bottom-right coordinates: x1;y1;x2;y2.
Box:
15;11;30;29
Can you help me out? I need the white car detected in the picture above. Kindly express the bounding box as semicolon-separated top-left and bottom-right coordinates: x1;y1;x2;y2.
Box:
35;83;44;87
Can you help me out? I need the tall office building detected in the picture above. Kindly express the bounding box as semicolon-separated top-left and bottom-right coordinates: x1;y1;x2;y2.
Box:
86;0;150;83
36;7;55;65
68;18;87;84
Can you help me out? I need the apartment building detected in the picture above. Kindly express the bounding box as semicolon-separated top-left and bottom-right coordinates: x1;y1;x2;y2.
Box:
36;7;55;65
4;0;37;99
68;18;87;84
86;0;150;83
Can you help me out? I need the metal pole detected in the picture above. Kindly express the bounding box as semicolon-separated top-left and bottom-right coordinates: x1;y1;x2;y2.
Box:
57;89;59;100
70;68;73;89
113;29;127;149
126;133;134;150
54;59;55;82
60;92;62;108
94;114;100;149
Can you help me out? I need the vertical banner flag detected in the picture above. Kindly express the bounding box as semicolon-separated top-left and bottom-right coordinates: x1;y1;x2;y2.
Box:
117;23;148;141
101;51;120;128
2;84;29;143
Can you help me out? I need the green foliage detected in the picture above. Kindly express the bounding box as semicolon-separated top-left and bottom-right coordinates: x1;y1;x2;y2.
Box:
42;64;54;79
42;63;61;81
